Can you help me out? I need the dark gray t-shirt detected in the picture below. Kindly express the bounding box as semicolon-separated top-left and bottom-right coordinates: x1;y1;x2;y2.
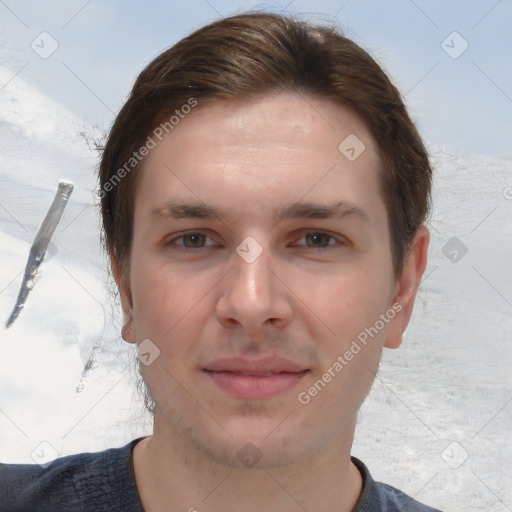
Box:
0;438;442;511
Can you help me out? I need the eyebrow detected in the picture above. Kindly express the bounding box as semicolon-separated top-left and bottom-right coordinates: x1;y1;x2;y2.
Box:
150;200;370;224
151;202;227;221
276;201;369;222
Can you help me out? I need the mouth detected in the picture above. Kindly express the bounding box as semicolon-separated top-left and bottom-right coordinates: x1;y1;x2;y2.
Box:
202;358;310;400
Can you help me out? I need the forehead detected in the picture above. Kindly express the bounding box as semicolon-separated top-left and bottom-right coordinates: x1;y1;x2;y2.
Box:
159;93;378;163
134;93;384;225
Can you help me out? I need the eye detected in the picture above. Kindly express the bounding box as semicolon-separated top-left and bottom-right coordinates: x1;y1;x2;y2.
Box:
294;232;341;249
168;232;216;249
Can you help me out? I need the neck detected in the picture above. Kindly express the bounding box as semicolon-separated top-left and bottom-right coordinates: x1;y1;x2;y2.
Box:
133;414;363;512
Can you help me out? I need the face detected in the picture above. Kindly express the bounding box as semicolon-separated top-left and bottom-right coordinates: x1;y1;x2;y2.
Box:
116;93;427;468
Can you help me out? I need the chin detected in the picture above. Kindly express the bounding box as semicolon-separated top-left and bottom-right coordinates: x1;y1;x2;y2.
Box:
154;392;345;469
188;414;324;469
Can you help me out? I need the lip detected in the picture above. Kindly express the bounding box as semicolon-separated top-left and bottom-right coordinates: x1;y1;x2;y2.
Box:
203;356;309;400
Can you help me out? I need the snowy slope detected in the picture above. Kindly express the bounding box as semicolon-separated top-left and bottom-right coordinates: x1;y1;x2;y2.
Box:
0;64;153;461
0;65;510;512
355;149;512;511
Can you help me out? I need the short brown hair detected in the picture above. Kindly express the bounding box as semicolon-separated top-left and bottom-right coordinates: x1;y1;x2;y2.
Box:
98;12;431;278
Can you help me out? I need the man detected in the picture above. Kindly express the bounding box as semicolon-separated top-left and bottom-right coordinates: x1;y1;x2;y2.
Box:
0;12;441;512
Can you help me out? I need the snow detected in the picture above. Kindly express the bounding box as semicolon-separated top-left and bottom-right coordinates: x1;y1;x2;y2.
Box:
0;64;511;512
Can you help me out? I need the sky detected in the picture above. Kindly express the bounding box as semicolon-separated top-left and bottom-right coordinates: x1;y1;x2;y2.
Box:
0;0;512;158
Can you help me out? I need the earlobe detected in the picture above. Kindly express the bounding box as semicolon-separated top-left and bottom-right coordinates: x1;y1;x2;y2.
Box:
384;226;429;349
110;253;136;344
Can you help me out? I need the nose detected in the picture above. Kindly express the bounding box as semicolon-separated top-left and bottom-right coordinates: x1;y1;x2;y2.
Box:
215;239;294;332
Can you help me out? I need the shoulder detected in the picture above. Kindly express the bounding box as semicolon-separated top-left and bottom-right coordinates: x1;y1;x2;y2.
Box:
352;457;443;512
0;438;144;512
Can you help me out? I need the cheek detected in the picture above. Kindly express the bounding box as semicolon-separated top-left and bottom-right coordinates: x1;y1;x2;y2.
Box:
130;249;189;331
298;278;389;421
310;262;393;341
129;250;218;354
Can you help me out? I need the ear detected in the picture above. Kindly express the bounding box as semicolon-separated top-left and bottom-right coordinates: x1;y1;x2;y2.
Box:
111;252;136;344
384;225;429;349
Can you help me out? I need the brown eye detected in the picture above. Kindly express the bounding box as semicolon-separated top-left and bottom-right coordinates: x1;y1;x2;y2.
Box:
179;233;206;247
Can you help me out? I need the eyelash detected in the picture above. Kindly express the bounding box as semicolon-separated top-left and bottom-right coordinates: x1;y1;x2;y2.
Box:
166;231;344;251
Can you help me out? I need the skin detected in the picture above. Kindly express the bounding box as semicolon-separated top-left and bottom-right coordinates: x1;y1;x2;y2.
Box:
113;92;429;512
